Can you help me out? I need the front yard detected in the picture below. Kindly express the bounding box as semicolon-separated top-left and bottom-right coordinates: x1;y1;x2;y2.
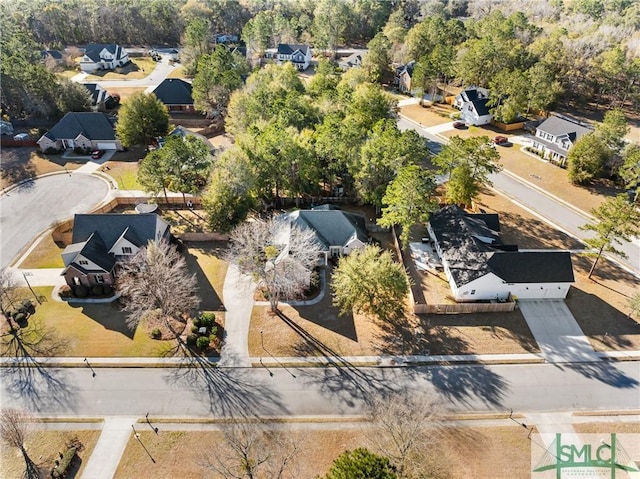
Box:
83;57;157;81
1;148;84;190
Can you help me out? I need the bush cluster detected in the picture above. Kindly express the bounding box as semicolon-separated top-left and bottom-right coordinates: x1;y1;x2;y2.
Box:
150;328;161;339
51;446;77;478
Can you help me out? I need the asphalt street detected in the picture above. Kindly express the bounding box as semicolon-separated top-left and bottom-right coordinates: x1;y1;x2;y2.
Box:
1;362;638;418
0;173;109;268
397;117;640;275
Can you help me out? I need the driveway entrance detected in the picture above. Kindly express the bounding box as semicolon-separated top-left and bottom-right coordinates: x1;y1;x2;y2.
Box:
518;300;600;363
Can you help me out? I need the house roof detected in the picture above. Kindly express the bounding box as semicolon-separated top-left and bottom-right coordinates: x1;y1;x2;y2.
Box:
62;233;116;274
429;205;573;286
167;126;214;152
488;251;574;283
83;43;126;63
536;115;591;139
277;44;310;56
338;52;363;69
470;98;491;117
83;83;110;105
283;208;368;251
71;213;168;249
42;112;117;141
42;50;63;60
152;79;193;106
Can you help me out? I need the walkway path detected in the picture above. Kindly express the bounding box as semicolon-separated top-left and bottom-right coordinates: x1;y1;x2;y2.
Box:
81;416;137;479
519;300;600;363
219;264;255;367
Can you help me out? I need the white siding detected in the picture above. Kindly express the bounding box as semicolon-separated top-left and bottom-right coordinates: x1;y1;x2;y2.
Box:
109;237;140;257
454;273;508;302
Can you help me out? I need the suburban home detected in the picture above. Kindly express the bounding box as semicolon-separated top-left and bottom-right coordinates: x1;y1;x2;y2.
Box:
61;213;171;289
276;43;312;71
454;86;492;125
427;205;574;302
280;205;368;265
159;126;215;153
149;47;180;61
42;49;64;65
395;61;415;94
79;43;129;73
338;52;363;70
531;115;592;167
83;83;116;109
151;78;195;113
216;34;239;44
37;112;122;152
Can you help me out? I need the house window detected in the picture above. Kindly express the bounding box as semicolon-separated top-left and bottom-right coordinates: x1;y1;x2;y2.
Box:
95;274;104;284
471;289;476;295
79;260;88;265
122;246;132;254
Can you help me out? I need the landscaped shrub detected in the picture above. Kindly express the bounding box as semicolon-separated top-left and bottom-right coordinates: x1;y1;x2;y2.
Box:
196;336;210;349
102;284;113;295
20;299;35;315
150;328;161;339
199;312;215;328
73;146;84;154
193;317;202;328
91;285;104;296
186;334;198;346
59;285;74;299
51;446;77;478
191;325;200;334
74;285;88;298
45;147;61;155
210;326;218;338
13;312;26;323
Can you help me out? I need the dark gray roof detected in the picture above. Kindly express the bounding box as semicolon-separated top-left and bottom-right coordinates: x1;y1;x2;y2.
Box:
488;251;574;283
71;213;168;248
277;44;310;56
42;50;63;60
78;233;116;271
285;209;368;250
83;83;110;105
471;98;491;117
152;79;193;105
44;112;116;141
84;43;126;63
536;116;591;139
429;206;573;286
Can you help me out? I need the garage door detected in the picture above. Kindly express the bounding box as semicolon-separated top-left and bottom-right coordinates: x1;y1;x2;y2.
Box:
96;142;117;150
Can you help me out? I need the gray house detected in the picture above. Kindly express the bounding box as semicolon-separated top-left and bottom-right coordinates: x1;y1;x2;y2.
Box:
280;205;368;264
61;213;171;288
531;115;591;167
151;79;195;113
79;44;129;73
37;112;122;152
276;44;311;71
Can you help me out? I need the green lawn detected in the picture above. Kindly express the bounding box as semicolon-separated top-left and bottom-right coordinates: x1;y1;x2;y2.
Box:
84;57;157;81
18;235;64;269
166;65;187;79
103;160;142;190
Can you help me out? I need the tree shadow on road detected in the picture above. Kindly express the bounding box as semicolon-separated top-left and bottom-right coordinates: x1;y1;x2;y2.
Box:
563;360;639;388
163;338;288;418
0;320;77;412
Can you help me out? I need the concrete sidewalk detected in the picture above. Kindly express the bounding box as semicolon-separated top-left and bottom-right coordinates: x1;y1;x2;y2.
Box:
519;300;600;363
81;416;137;479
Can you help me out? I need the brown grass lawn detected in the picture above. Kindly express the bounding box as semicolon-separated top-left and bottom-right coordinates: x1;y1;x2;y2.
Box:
183;242;228;310
114;423;535;479
399;103;456;127
18;234;64;269
165;65;187;79
1;148;85;189
572;422;640;434
102;160;142;191
84;57;157;81
107;87;148;101
0;429;100;479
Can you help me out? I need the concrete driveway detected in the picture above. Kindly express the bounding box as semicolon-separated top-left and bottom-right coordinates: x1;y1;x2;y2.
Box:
518;300;600;363
0;173;110;268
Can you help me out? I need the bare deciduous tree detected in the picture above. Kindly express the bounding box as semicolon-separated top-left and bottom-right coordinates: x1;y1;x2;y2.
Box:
227;216;323;311
366;391;445;479
0;267;21;326
202;420;300;479
116;240;200;331
0;408;40;479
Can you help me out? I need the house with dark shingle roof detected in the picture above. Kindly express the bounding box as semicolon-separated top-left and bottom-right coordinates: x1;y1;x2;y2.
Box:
79;44;129;73
61;213;171;288
151;79;195;113
427;205;574;301
42;50;64;65
454;86;492;126
279;205;368;264
276;44;311;71
532;115;592;167
37;112;122;152
83;83;116;108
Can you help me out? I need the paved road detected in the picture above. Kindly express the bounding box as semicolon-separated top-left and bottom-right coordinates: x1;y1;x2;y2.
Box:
397;117;640;275
1;363;637;417
0;173;109;268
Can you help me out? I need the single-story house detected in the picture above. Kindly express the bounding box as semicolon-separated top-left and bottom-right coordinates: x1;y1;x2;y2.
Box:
160;126;215;153
276;44;312;71
427;205;574;301
37;112;122;152
280;205;368;265
531;115;591;167
338;52;363;71
83;83;116;109
454;86;492;126
61;213;171;288
79;43;129;73
150;47;180;61
151;79;195;113
42;50;64;65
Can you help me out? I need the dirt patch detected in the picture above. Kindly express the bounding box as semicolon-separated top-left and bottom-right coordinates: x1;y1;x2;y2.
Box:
400;102;456;127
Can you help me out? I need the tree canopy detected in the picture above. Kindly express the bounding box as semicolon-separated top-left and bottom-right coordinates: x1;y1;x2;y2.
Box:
115;93;169;147
322;448;398;479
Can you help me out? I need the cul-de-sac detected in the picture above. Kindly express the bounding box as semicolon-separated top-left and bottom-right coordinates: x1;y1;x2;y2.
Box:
1;0;639;478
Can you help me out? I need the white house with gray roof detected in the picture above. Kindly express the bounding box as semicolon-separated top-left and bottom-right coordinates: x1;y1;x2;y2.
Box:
275;44;311;71
37;112;122;152
79;44;129;73
280;205;368;265
427;206;574;302
61;213;170;288
531;115;591;167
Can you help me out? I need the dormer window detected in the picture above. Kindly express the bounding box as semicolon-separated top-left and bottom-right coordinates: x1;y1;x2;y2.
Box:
122;246;132;254
79;260;88;265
